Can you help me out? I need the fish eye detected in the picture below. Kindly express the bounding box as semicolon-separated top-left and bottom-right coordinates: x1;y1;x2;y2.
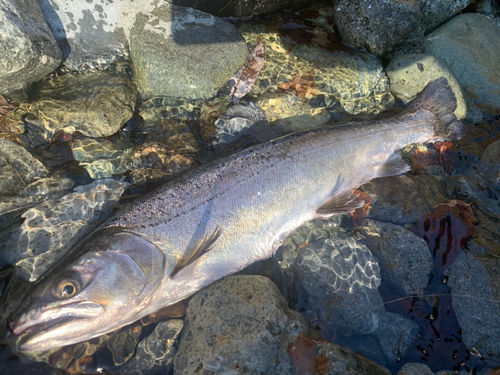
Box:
53;280;79;299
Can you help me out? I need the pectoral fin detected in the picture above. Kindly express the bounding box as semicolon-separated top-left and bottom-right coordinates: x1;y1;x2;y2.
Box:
171;228;221;278
316;189;365;218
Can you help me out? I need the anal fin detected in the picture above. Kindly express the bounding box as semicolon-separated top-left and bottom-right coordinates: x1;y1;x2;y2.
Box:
171;227;221;278
374;151;410;179
316;188;365;218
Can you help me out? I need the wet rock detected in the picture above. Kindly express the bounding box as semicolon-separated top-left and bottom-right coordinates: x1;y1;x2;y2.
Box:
398;362;434;375
72;136;134;179
107;323;143;366
119;320;183;375
447;250;500;365
425;13;500;111
213;101;268;148
0;0;61;99
3;179;129;281
357;219;432;297
288;223;419;367
121;1;247;100
0;137;48;196
333;0;424;58
174;275;306;374
419;0;474;32
386;54;467;120
39;0;128;70
170;0;331;18
475;139;500;189
359;176;429;225
316;342;392;375
258;92;331;132
238;30;394;115
19;64;136;140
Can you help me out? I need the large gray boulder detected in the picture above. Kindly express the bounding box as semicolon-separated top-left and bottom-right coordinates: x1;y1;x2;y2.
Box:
166;0;331;18
0;0;61;98
174;275;306;374
38;0;129;70
121;0;247;100
425;13;500;111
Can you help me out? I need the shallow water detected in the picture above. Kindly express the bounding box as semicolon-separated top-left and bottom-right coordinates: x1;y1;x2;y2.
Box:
1;6;500;375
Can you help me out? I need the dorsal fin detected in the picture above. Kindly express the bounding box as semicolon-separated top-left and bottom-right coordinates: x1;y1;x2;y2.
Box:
171;228;221;278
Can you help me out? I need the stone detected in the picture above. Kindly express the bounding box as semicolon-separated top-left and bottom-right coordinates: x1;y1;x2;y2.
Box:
398;362;434;375
119;320;183;375
107;323;143;366
447;250;500;365
316;342;392;375
425;13;500;111
386;54;467;120
359;176;429;225
167;0;332;18
19;64;136;140
475;139;500;189
358;219;433;297
174;275;306;374
290;224;419;367
333;0;424;58
38;0;128;70
3;179;129;281
419;0;474;32
121;0;247;100
0;0;61;98
238;29;394;115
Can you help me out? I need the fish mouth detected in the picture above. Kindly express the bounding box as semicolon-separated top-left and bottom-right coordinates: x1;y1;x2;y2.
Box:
9;300;104;337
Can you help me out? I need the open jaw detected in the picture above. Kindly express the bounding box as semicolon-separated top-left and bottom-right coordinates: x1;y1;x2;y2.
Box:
8;301;105;351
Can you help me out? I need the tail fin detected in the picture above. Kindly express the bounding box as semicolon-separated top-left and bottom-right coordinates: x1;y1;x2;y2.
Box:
406;77;465;140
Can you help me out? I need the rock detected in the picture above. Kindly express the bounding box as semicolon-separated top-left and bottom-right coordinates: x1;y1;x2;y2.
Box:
0;0;61;98
237;29;394;115
121;1;247;100
357;219;432;297
3;179;129;281
19;64;136;140
316;342;392;375
168;0;332;18
107;323;143;366
333;0;424;58
425;13;500;111
119;320;183;375
359;176;429;225
386;54;467;120
38;0;128;70
475;139;500;189
398;362;434;375
447;250;500;365
0;137;48;196
174;275;306;374
419;0;474;32
289;224;419;367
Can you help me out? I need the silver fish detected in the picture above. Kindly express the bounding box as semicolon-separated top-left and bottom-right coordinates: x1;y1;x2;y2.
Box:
8;78;463;352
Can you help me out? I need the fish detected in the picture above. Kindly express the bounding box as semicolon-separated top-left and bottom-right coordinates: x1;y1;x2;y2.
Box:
7;77;463;352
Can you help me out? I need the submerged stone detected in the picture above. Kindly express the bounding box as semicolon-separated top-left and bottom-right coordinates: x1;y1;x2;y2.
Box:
174;275;306;374
121;1;247;100
19;64;136;140
3;179;129;281
359;176;429;225
119;320;183;375
357;219;432;296
0;0;61;99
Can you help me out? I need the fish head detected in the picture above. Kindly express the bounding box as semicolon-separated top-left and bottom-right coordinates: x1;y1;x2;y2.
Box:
7;228;165;352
